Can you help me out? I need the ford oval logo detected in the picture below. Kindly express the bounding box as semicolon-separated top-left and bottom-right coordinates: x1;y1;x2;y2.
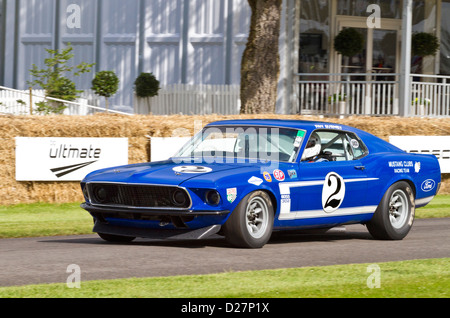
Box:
421;179;436;192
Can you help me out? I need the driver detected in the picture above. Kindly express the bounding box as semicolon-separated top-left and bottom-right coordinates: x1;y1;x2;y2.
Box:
302;132;332;162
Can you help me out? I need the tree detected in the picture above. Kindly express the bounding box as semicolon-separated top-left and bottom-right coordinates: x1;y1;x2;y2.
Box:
91;71;120;110
134;73;160;114
134;72;160;98
28;44;94;114
240;0;282;114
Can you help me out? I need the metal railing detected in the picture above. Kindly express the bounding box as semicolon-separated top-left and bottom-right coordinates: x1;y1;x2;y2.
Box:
296;73;400;116
410;74;450;117
296;73;450;117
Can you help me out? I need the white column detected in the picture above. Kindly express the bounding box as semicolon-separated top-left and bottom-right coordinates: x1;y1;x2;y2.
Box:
399;0;413;117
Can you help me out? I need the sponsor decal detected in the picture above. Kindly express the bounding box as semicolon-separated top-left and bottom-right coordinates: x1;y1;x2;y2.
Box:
388;160;414;174
287;169;297;179
172;166;212;174
415;162;421;173
227;188;237;203
350;139;360;149
263;172;272;182
421;179;436;192
322;172;346;213
248;176;264;186
273;169;285;182
294;136;303;148
314;124;342;130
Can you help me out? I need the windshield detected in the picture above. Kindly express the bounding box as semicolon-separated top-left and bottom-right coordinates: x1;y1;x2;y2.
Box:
173;125;305;163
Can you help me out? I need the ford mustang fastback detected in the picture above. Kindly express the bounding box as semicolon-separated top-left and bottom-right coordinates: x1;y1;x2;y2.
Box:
80;120;441;248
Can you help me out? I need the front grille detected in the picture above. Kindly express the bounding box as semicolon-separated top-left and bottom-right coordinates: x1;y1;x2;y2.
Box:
87;183;191;209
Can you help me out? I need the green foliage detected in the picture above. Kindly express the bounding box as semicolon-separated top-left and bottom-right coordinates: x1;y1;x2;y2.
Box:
91;71;119;110
28;44;94;114
334;28;365;57
134;72;160;98
91;71;119;98
412;32;440;57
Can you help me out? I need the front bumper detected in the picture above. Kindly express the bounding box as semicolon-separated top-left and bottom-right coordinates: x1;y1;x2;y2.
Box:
81;202;230;234
81;202;230;217
93;221;222;240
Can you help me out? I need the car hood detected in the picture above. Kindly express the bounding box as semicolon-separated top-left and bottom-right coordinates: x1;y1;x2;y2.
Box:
82;160;257;187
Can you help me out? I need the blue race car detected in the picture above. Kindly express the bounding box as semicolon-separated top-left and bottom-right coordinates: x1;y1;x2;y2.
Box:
80;120;441;248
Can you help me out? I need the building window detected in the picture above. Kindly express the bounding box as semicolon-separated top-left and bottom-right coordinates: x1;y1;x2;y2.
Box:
337;0;402;19
441;0;450;75
299;0;330;74
411;0;437;74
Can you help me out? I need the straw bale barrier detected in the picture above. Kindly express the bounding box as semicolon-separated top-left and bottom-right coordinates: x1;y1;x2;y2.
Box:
1;114;449;205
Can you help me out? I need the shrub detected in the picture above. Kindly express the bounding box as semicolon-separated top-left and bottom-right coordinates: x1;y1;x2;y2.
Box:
91;71;120;110
412;32;440;57
134;73;160;98
334;28;365;57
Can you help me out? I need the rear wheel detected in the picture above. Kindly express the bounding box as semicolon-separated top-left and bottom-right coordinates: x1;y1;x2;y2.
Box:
223;191;274;248
367;181;415;240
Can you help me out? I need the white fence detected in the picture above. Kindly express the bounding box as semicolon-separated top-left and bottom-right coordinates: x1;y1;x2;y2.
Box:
135;84;241;115
0;87;110;116
0;84;241;116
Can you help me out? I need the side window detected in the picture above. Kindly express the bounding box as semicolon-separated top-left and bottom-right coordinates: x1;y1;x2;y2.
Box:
345;132;368;159
319;131;347;161
302;130;368;162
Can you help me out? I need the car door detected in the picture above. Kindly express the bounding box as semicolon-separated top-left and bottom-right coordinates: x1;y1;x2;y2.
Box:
278;130;376;222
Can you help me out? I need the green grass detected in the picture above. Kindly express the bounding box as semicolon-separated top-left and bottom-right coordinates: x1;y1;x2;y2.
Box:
0;195;448;239
416;195;450;219
0;259;448;298
0;202;92;239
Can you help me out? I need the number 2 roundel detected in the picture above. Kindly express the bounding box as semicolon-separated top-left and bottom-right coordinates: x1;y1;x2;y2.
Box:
322;172;346;213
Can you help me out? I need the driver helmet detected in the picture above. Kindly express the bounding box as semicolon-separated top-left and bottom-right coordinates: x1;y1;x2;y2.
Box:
302;132;322;160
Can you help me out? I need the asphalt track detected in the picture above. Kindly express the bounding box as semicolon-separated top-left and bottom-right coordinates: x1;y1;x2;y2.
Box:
0;218;449;287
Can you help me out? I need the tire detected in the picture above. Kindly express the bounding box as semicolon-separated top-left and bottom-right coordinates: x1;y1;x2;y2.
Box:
367;181;415;240
223;191;274;248
97;233;136;243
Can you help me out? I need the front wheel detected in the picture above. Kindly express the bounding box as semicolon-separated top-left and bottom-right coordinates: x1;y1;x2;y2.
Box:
367;181;415;240
223;191;274;248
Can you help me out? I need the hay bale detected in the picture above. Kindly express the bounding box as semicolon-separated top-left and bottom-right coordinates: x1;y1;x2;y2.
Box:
0;114;449;205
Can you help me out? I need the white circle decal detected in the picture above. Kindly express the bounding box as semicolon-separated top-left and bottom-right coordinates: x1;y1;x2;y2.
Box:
322;172;346;213
173;166;212;174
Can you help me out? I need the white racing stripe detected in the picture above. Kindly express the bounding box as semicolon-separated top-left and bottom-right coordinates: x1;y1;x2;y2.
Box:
278;205;378;220
278;177;379;221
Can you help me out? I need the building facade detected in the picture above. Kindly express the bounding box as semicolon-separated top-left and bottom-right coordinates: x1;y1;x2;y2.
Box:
0;0;449;116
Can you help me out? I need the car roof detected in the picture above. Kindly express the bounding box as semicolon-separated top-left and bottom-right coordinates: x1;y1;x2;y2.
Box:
207;119;356;132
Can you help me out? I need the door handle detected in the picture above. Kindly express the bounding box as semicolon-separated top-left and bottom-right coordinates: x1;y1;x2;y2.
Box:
354;165;366;171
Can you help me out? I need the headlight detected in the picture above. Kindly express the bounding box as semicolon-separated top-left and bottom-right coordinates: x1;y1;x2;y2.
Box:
92;186;108;203
205;190;221;206
172;189;189;207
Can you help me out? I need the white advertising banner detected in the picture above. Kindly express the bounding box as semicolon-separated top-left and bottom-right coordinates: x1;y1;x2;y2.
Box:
16;137;129;181
389;136;450;173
